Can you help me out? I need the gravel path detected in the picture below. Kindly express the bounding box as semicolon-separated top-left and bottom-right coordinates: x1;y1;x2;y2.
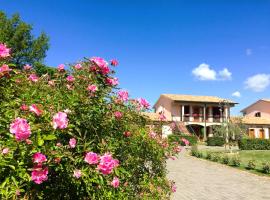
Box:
167;148;270;200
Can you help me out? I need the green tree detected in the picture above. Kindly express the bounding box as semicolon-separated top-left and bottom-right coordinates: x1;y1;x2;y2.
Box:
0;11;49;68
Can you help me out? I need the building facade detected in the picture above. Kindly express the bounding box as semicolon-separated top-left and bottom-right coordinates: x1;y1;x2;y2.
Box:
153;94;237;140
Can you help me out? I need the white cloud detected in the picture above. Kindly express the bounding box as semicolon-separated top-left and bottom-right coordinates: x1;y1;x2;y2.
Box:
232;91;241;98
192;63;232;81
192;63;217;80
219;68;232;80
246;48;252;56
245;74;270;92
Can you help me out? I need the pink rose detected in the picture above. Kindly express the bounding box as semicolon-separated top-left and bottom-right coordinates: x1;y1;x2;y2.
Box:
90;57;110;75
84;152;99;165
74;63;82;70
10;118;31;141
181;138;190;146
23;64;32;70
2;148;9;155
97;153;119;175
171;183;177;193
110;59;118;66
66;75;75;82
111;177;120;188
73;169;82;178
69;138;76;148
174;145;182;153
0;64;12;74
29;104;42;116
26;139;33;145
117;90;129;102
57;64;65;72
0;43;10;58
114;111;123;119
33;152;47;164
149;131;156;139
48;80;55;86
28;74;39;82
20;104;29;111
159;113;166;121
106;77;119;86
137;98;150;110
31;165;48;184
87;84;98;93
52;112;68;129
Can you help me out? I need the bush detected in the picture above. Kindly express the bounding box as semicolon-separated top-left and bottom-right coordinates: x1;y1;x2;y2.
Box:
207;137;225;146
238;138;270;150
0;52;177;199
211;154;221;162
230;156;241;167
246;160;256;170
206;152;212;160
191;146;199;157
221;155;230;165
262;163;270;174
168;134;198;146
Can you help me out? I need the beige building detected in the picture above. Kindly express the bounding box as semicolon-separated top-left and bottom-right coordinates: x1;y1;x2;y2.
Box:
241;99;270;139
153;94;237;140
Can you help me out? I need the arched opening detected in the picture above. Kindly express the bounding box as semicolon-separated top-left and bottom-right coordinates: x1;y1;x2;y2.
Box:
186;124;204;140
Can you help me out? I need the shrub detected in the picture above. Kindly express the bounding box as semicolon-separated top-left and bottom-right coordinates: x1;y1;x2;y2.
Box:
221;155;230;165
168;134;198;146
0;51;178;199
238;138;270;150
231;156;241;167
262;163;270;174
246;160;256;170
211;154;221;162
191;146;199;157
207;137;225;146
206;152;212;160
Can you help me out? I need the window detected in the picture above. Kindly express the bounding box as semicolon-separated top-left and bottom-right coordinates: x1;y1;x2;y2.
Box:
255;112;261;117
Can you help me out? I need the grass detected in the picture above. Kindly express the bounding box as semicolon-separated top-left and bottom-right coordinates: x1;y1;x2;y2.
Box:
197;148;270;176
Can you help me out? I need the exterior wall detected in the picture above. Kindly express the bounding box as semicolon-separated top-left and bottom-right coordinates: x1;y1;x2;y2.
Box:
247;126;270;139
154;96;173;121
244;100;270;118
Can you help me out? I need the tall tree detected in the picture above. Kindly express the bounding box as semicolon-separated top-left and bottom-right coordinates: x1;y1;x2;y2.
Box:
0;11;49;68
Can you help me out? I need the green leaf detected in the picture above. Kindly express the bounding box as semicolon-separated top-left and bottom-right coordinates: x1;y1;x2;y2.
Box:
43;134;57;140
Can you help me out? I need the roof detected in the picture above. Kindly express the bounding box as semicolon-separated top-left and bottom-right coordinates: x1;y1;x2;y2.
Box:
141;112;169;122
159;94;236;104
231;116;270;125
241;99;270;112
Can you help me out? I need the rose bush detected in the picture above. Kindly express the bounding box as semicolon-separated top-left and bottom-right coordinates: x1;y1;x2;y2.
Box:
0;44;178;199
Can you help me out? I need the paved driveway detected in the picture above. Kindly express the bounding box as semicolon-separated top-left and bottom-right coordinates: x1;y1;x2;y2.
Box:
167;148;270;200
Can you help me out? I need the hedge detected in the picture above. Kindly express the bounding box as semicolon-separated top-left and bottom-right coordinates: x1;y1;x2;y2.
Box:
168;134;198;146
207;137;225;146
238;138;270;150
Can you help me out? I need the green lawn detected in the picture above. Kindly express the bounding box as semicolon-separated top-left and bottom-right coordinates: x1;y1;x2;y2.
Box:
199;148;270;176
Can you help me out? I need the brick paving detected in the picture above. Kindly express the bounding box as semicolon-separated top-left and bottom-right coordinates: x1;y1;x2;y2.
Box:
167;148;270;200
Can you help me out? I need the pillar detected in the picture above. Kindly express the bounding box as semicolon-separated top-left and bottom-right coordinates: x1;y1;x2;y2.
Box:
189;105;193;122
208;106;213;122
181;105;185;121
203;104;207;141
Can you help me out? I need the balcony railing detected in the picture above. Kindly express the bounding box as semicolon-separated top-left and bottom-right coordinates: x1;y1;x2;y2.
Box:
182;114;225;122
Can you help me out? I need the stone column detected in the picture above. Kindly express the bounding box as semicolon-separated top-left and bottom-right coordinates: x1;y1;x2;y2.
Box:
189;105;193;122
181;105;185;121
224;107;229;122
199;107;203;122
203;104;207;141
208;106;213;122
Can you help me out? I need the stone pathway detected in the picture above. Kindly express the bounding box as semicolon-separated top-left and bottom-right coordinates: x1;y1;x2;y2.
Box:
167;148;270;200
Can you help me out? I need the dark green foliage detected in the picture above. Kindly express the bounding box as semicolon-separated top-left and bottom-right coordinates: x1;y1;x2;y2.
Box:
221;155;230;164
207;137;225;146
206;152;212;160
168;134;198;146
262;162;270;174
230;156;240;167
238;138;270;150
0;11;49;67
211;154;220;162
246;160;256;170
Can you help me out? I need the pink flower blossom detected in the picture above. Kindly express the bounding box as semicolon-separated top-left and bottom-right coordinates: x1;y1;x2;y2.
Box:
149;131;156;139
90;57;110;75
0;64;12;74
123;131;131;137
73;169;82;178
33;152;47;164
171;183;177;193
52;112;68;129
26;139;33;145
20;104;29;111
66;84;73;90
74;63;82;70
87;84;98;93
10;118;31;141
97;153;119;175
174;145;182;153
23;64;32;70
31;165;48;184
110;59;119;66
117;90;129;102
69;138;76;148
28;74;39;82
159;113;166;121
114;111;123;119
57;64;65;72
137;98;150;110
84;152;99;164
48;80;55;86
2;148;9;155
66;75;75;82
29;104;42;116
181;138;190;146
0;43;10;58
56;142;62;147
111;177;120;188
106;77;119;86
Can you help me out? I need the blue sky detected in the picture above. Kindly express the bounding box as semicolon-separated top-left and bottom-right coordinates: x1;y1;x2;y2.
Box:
1;0;270;114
